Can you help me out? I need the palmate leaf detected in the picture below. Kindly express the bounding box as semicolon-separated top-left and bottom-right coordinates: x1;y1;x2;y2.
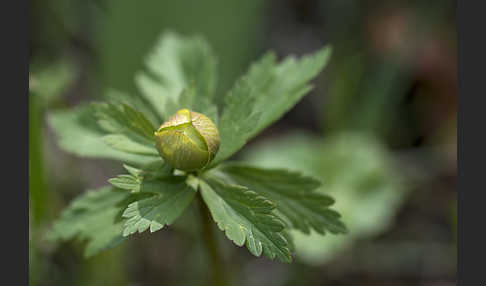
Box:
247;47;332;137
89;101;162;156
135;31;218;121
121;176;197;237
108;162;174;192
46;187;151;257
48;32;344;264
103;89;162;128
242;132;407;264
48;105;158;166
210;78;261;166
213;46;332;164
102;134;158;156
92;102;157;156
199;175;292;263
216;163;347;235
92;102;155;141
109;174;141;192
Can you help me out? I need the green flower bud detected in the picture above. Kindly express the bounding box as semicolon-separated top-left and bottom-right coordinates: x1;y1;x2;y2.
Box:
154;109;220;171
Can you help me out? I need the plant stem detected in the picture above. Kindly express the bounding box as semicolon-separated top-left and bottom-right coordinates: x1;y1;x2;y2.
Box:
29;93;47;226
197;191;228;286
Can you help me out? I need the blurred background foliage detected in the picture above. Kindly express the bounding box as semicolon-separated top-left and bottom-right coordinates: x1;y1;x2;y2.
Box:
29;0;457;285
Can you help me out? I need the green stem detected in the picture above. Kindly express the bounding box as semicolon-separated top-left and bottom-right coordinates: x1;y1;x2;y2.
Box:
197;191;228;286
29;93;47;226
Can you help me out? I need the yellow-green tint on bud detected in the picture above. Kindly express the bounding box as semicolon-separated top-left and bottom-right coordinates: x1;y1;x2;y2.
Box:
154;109;220;171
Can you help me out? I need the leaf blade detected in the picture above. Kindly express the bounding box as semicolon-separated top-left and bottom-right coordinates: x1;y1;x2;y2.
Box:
214;46;332;164
211;78;261;165
121;176;196;236
135;31;218;120
48;105;157;165
46;187;151;257
217;163;347;235
199;176;292;263
102;134;158;156
92;101;156;143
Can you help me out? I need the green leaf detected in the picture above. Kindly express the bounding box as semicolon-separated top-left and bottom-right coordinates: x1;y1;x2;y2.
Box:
92;101;156;142
104;89;162;128
199;176;292;263
92;101;160;156
136;160;174;180
248;47;332;137
102;134;158;156
48;105;158;165
108;161;173;192
123;164;142;177
108;174;141;192
122;176;196;236
216;163;347;235
242;132;409;264
46;187;151;257
135;31;218;120
214;46;332;164
29;60;76;106
211;78;261;165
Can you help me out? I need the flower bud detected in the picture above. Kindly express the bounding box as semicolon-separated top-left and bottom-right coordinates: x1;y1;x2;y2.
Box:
154;109;220;171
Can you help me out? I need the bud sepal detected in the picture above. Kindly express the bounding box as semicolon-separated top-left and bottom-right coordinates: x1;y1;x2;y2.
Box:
154;109;220;172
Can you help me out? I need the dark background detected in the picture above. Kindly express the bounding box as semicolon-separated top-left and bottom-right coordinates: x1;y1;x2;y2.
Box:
29;0;457;285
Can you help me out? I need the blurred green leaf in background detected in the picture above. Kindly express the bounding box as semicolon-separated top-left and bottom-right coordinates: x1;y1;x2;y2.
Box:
243;132;409;265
